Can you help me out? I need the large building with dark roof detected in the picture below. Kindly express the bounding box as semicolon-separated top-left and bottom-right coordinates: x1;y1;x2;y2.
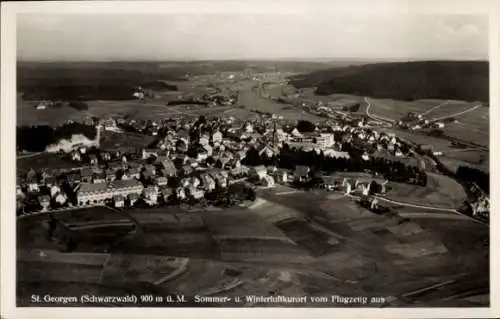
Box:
75;179;144;206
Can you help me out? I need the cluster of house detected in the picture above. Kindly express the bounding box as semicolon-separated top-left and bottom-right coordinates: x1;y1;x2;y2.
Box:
397;112;446;131
285;123;413;161
17;110;411;214
34;100;64;110
16;170;68;212
467;182;490;219
200;92;238;107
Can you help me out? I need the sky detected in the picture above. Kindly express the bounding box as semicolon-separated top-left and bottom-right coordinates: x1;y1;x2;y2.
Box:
17;13;488;61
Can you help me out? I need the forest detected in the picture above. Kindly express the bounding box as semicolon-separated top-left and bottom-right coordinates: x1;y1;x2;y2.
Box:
289;61;488;103
17;123;97;152
456;166;489;194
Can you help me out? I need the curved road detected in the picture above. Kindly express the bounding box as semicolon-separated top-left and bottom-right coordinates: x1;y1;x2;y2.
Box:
364;97;395;124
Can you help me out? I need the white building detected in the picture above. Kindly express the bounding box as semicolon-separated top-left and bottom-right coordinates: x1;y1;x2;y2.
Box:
72;151;82;162
50;185;61;198
250;166;268;179
143;186;159;205
54;192;67;205
176;187;187;200
187;186;205;200
273;170;288;183
200;174;216;191
128;193;139;206
212;131;223;144
155;177;169;187
113;195;125;208
35;102;47;110
315;133;335;149
262;175;275;188
75;180;144;206
27;181;39;192
133;91;145;100
199;135;210;146
38;196;51;211
323;149;350;159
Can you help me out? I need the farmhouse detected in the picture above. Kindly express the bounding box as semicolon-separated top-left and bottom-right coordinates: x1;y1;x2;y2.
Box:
250;165;268;179
294;166;311;182
38;195;51;211
113;195;125;208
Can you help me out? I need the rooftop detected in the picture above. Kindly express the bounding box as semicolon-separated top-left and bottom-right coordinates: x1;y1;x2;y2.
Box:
77;179;143;195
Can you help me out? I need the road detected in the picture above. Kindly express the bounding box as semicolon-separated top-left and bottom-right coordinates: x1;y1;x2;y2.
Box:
374;196;486;225
364;97;396;124
419;100;450;116
399;274;489;305
17;152;42;159
429;104;482;122
145;102;235;117
436;147;485;154
345;193;487;225
17;204;106;220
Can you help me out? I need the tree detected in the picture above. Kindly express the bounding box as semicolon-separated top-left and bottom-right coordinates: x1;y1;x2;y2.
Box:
369;181;382;194
296;120;316;133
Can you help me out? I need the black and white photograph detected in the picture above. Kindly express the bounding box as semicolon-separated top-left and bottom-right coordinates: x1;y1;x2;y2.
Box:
1;0;498;318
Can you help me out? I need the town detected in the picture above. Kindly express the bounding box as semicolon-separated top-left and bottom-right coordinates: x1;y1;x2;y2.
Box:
10;7;492;310
16;97;488;221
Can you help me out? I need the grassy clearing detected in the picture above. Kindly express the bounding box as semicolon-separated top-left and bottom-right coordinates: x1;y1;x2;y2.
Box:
18;260;103;283
53;206;131;224
368;99;478;123
128;210;206;229
218;237;313;264
18;249;108;266
385;173;466;209
440;156;489;174
100;130;156;149
202;210;291;239
100;254;185;285
17;153;76;176
250;198;301;224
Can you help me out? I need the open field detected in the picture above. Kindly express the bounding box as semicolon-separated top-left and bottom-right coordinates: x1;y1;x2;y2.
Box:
17;189;489;307
440;107;489;147
99;130;156;150
368;99;475;121
128;209;206;230
369;99;434;119
18;100;85;126
202;209;292;240
368;97;488;148
237;80;324;121
17;153;77;176
52;206;135;224
384;173;466;209
440;155;489;174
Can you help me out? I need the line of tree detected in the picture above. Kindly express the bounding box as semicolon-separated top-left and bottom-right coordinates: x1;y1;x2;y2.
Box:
242;144;427;186
17;123;97;152
21;84;140;101
456;166;489;194
416;146;489;195
67;101;89;110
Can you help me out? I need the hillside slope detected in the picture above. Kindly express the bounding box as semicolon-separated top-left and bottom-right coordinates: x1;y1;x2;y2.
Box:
288;61;488;103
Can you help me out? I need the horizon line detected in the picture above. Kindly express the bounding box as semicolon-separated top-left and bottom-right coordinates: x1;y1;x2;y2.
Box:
16;57;489;63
